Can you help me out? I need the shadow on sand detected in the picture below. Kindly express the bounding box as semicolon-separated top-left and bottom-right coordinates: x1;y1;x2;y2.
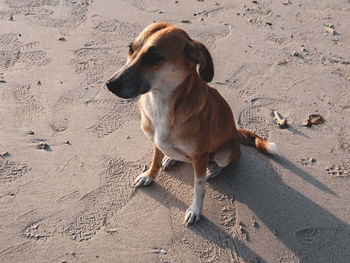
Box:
140;146;350;262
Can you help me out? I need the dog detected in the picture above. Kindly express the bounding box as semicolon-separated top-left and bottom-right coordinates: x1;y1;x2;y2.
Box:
106;22;278;224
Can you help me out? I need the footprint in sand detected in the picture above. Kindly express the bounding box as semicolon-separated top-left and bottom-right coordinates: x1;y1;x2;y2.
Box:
73;46;123;85
295;227;350;262
0;33;51;70
66;157;136;241
19;157;137;242
49;117;69;133
12;84;45;126
0;33;21;69
337;132;350;154
326;163;350;178
186;23;231;50
238;97;294;140
295;227;338;245
238;105;274;139
0;159;31;183
52;45;124;134
92;17;142;40
297;157;317;167
4;0;91;28
22;221;51;240
86;98;140;138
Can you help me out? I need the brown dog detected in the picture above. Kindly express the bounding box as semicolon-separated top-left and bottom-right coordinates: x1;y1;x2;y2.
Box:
106;23;278;224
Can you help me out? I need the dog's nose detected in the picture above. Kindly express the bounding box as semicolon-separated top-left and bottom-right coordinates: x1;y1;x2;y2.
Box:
106;79;122;95
105;80;114;91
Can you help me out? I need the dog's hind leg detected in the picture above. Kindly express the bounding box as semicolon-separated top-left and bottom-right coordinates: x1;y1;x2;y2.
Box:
206;139;241;180
134;144;164;187
162;156;178;170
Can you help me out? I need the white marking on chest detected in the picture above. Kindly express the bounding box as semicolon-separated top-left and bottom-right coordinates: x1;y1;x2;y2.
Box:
140;63;194;161
144;91;170;147
141;92;191;162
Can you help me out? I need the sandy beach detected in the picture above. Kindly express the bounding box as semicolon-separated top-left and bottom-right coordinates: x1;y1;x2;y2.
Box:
1;0;350;262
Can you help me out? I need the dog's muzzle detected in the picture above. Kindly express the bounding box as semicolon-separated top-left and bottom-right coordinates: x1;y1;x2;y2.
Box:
106;68;136;99
105;78;123;97
106;68;151;99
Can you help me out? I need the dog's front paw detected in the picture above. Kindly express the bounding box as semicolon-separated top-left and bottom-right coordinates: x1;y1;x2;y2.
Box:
184;204;201;224
134;172;153;187
162;157;177;171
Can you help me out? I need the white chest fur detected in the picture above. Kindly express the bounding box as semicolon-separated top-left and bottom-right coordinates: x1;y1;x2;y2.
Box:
140;91;191;162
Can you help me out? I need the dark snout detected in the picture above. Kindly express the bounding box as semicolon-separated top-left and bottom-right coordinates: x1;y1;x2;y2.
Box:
106;65;151;99
105;69;132;99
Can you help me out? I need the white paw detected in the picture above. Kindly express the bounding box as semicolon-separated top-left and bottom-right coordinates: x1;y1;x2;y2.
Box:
206;166;223;181
162;157;177;171
134;172;153;187
184;204;201;224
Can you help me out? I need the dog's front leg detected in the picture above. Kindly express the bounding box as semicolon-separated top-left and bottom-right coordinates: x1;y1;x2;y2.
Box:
184;154;208;224
134;144;164;187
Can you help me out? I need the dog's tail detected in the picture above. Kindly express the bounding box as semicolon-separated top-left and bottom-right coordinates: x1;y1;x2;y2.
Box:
236;128;279;155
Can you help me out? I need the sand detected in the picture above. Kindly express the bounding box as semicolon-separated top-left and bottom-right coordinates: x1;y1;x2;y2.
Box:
0;0;350;262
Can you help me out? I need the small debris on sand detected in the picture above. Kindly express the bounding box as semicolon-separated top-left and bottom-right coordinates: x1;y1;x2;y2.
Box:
303;114;325;127
0;152;9;158
58;37;66;41
37;142;50;150
152;247;168;255
277;59;288;65
324;25;337;36
105;226;118;233
303;119;312;127
292;51;303;58
251;215;259;228
273;110;288;128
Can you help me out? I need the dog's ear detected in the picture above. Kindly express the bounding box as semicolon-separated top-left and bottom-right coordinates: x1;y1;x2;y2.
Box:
185;40;214;82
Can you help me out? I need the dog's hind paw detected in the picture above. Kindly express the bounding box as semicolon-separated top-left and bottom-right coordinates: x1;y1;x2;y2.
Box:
134;172;153;187
184;205;201;224
206;165;224;181
162;157;177;171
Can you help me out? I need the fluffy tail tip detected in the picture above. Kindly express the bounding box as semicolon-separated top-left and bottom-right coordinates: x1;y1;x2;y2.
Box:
266;142;279;155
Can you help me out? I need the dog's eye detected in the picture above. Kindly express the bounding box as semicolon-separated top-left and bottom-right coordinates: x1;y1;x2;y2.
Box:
142;47;163;66
128;43;134;55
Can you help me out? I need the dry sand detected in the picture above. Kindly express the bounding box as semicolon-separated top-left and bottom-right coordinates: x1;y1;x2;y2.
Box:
1;0;350;262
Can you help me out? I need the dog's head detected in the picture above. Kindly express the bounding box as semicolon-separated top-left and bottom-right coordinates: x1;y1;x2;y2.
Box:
106;22;214;99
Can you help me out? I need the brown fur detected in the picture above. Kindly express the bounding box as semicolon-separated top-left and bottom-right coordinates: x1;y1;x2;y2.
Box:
106;23;277;223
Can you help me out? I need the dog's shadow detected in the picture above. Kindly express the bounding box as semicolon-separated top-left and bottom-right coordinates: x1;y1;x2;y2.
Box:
141;146;350;262
140;164;266;263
